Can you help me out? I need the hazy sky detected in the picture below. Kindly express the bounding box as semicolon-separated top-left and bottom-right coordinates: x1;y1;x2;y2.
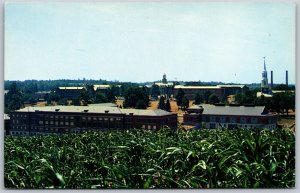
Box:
5;2;295;84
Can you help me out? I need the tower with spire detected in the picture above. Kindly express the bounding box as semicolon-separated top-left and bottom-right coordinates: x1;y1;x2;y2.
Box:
261;57;270;94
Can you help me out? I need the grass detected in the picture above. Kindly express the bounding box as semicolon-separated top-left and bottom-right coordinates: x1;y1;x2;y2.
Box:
4;128;295;189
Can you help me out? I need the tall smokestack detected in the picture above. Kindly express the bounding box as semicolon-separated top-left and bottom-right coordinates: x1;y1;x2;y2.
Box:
286;70;288;86
271;71;273;89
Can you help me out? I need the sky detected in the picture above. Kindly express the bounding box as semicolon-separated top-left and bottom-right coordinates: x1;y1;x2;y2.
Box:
4;2;295;84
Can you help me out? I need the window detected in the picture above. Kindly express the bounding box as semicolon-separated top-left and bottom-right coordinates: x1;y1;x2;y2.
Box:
240;117;246;124
251;118;258;124
220;117;226;123
210;116;216;122
70;122;74;126
230;117;236;123
65;122;69;126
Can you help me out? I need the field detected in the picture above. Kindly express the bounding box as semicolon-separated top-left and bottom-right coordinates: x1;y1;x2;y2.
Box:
4;128;295;189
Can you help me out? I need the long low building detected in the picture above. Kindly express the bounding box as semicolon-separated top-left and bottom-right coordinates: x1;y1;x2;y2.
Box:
184;104;277;130
9;105;177;136
173;85;248;100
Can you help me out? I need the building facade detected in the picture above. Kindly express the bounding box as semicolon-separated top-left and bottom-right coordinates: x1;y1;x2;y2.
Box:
184;104;277;130
9;106;177;136
56;87;85;100
173;85;248;100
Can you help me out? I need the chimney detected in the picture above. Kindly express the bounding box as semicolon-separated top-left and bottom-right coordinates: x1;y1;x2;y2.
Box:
286;70;288;86
270;71;273;89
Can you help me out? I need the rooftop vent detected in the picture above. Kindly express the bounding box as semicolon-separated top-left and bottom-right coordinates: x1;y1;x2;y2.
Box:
129;113;134;116
105;110;109;113
55;109;60;112
83;110;89;113
35;110;39;112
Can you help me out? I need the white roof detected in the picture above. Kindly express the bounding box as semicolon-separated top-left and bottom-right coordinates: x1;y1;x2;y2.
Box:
58;87;84;90
188;104;268;116
174;85;220;89
16;106;174;116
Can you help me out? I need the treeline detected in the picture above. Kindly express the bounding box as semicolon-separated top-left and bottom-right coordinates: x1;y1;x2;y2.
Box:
4;81;150;114
4;79;126;92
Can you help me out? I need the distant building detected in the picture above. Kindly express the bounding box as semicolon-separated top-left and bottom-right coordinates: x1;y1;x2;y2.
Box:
35;91;51;101
151;74;174;97
9;105;177;136
56;86;85;100
173;85;248;100
93;84;122;96
4;114;10;135
184;104;277;130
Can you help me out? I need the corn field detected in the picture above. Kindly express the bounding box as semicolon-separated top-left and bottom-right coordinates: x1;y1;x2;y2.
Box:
4;128;295;188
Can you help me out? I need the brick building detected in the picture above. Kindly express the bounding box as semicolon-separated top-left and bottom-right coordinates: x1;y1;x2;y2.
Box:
56;87;85;100
184;104;277;130
9;105;177;136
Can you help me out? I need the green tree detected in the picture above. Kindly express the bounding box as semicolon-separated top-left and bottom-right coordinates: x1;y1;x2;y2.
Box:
58;98;68;106
165;99;171;112
151;84;160;97
158;96;166;110
208;94;219;104
194;92;203;104
124;86;149;109
271;92;295;115
72;98;81;106
135;99;147;109
5;82;24;113
204;91;212;103
93;93;108;103
182;96;189;110
175;88;185;107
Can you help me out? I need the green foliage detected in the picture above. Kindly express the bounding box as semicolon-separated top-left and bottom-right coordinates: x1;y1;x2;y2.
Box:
271;92;295;115
158;96;166;110
135;100;147;109
4;129;295;188
151;84;160;97
165;99;171;112
235;91;256;105
203;91;211;103
124;87;149;109
175;88;185;107
181;96;189;110
194;93;204;104
208;94;219;104
5;82;24;113
93;93;108;104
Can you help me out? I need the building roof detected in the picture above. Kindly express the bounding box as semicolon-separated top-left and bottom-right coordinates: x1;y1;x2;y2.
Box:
120;109;173;116
256;92;273;98
174;85;221;89
58;87;84;90
188;104;268;116
154;82;173;87
217;85;246;88
93;85;121;91
16;106;174;117
174;85;246;90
